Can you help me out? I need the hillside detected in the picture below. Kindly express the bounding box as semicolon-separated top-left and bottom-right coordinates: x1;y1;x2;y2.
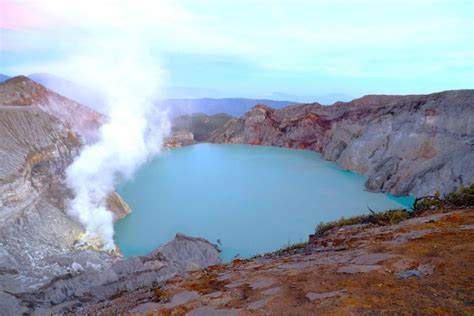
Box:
77;206;474;315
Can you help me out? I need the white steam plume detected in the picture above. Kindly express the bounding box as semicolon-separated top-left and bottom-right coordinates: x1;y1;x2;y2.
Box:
64;49;170;250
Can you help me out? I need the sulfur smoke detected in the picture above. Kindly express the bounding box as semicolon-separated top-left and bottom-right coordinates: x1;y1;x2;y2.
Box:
64;52;170;250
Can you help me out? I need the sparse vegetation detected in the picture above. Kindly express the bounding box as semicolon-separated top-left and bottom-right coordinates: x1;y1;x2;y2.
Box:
414;183;474;211
277;241;307;254
249;241;308;259
315;209;410;237
313;184;474;238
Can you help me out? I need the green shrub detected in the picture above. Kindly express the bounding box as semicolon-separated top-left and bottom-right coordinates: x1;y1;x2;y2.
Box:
414;183;474;211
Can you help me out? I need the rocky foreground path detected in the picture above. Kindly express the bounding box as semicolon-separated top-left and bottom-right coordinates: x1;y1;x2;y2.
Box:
82;208;474;315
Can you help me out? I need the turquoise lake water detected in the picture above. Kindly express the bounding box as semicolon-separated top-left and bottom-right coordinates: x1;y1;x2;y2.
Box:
115;144;414;261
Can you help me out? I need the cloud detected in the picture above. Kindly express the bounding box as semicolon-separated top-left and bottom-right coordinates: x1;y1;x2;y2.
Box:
0;0;52;30
3;0;473;93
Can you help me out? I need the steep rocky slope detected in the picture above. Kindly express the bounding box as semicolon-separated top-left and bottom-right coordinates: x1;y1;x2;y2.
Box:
209;90;474;197
0;76;104;143
0;77;220;314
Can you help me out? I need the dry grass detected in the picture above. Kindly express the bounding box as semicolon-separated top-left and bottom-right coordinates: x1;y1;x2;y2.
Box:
315;209;409;236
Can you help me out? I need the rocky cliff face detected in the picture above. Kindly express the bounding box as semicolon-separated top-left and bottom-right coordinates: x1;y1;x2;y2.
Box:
0;77;220;314
209;90;474;197
0;77;121;306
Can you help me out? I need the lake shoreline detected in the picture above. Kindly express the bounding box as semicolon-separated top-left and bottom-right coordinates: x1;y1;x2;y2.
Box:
115;143;414;261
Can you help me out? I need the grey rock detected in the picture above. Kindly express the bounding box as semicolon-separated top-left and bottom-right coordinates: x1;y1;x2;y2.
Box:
248;297;271;310
397;263;434;279
388;229;434;245
164;291;201;308
0;291;28;316
129;302;162;314
306;289;347;301
225;279;247;289
278;261;314;270
397;270;423;279
351;253;397;265
337;264;381;274
459;224;474;230
151;233;221;272
249;278;274;289
206;291;223;298
186;306;241;316
217;272;236;281
261;287;281;296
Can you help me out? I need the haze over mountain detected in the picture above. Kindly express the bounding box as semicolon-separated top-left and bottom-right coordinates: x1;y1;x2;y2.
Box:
27;73;107;112
22;73;357;116
0;73;10;82
269;92;353;104
161;98;296;116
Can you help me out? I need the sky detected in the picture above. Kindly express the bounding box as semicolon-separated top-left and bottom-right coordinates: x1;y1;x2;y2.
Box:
0;0;473;101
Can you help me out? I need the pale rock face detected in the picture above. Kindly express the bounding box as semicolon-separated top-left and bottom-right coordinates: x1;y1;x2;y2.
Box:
209;90;474;197
106;191;132;220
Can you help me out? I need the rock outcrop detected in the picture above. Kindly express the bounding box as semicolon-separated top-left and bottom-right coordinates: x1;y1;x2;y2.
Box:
164;129;195;148
14;234;220;314
106;191;132;220
208;90;474;197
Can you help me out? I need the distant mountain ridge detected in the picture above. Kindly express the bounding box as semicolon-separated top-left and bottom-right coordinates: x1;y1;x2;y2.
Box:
161;98;297;117
0;73;10;82
21;73;357;116
26;73;299;116
270;91;352;104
